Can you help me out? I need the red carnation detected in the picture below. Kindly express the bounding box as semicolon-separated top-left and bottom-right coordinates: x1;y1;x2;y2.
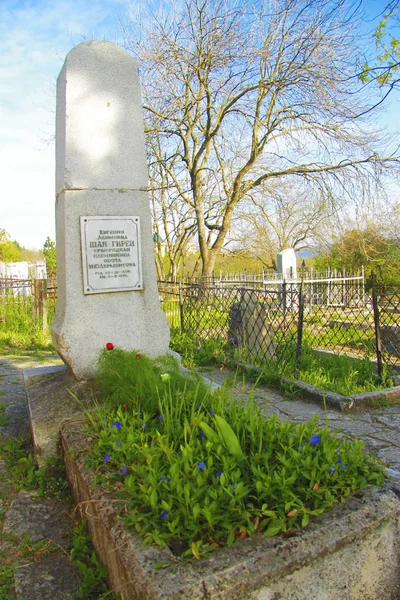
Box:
106;342;114;350
136;353;141;359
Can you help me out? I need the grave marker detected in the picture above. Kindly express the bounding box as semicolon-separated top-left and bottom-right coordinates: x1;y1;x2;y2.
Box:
52;41;170;379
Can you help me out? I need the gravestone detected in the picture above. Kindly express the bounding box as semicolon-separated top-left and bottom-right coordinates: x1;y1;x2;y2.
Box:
277;248;297;280
52;41;170;380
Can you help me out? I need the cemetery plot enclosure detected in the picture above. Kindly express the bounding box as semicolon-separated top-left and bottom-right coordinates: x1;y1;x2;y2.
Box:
159;279;400;380
0;277;56;336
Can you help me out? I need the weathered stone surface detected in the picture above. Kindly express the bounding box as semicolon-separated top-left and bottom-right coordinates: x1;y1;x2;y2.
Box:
23;365;97;461
15;553;81;600
61;420;400;600
52;41;170;379
377;447;400;469
2;491;71;549
374;414;400;429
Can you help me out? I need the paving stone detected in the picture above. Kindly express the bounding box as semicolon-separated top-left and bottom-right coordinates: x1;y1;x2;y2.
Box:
374;414;400;429
0;420;30;438
377;446;400;469
334;420;379;437
0;374;23;385
0;382;27;396
370;430;400;448
361;437;391;451
374;406;400;415
270;399;326;417
14;552;82;600
5;402;28;421
2;491;71;549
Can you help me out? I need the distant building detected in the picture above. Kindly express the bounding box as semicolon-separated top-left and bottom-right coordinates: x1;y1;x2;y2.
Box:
0;261;47;279
0;261;47;296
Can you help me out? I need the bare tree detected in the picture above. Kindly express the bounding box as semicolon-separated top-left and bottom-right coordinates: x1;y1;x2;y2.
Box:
148;127;197;280
231;179;335;268
124;0;399;278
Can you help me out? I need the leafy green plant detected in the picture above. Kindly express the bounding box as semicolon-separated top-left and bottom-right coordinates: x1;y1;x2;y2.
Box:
84;349;385;560
194;337;228;366
0;436;69;501
0;534;56;600
169;327;197;367
0;404;9;426
69;520;119;599
0;296;54;352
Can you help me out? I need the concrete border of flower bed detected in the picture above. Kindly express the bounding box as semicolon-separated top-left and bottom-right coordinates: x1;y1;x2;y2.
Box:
61;418;400;600
228;360;400;413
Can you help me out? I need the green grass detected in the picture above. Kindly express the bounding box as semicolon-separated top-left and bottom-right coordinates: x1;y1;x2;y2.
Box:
0;298;55;354
297;349;393;396
169;327;395;398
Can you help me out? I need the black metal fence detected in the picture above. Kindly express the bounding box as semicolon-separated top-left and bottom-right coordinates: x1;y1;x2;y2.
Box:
158;279;400;376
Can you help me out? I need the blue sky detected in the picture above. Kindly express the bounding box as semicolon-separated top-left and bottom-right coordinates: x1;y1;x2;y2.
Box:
0;0;399;250
1;0;127;250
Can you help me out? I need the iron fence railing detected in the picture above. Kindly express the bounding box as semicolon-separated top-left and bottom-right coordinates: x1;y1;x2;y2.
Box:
3;276;400;378
158;279;400;377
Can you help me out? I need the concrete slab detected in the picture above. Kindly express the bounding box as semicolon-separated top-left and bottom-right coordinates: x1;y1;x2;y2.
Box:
23;365;97;462
2;491;71;549
15;553;82;600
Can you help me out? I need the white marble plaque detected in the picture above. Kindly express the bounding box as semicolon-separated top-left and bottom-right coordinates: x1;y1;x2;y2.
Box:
80;216;142;294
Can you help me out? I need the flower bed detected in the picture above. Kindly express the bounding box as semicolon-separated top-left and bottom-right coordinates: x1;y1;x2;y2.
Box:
80;348;385;560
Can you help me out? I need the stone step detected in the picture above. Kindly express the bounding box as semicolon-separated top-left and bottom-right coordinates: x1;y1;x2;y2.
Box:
1;491;82;599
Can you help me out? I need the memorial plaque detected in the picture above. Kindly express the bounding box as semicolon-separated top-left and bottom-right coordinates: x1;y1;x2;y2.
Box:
80;216;142;294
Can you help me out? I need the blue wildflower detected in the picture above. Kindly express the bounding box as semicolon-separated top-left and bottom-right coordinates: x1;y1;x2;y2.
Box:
161;510;169;521
199;431;206;440
328;466;335;473
232;483;237;490
115;440;122;448
197;461;206;472
208;410;215;416
157;414;164;421
309;435;321;445
101;417;107;422
103;453;111;463
216;470;222;478
340;464;348;469
120;466;128;476
141;423;147;430
160;475;171;483
299;445;303;452
140;409;144;419
112;421;121;432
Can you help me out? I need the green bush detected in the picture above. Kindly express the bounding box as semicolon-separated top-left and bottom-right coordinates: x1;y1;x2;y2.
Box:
85;349;384;559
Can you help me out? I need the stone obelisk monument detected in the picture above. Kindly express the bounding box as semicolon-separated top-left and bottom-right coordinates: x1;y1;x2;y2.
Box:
52;41;170;379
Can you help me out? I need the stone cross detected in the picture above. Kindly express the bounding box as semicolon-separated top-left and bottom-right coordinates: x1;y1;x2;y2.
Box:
52;41;170;380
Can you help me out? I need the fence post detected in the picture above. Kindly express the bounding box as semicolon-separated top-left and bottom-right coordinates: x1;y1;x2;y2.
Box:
179;282;185;332
371;274;383;381
32;279;40;324
295;281;304;376
42;279;48;334
282;280;287;314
